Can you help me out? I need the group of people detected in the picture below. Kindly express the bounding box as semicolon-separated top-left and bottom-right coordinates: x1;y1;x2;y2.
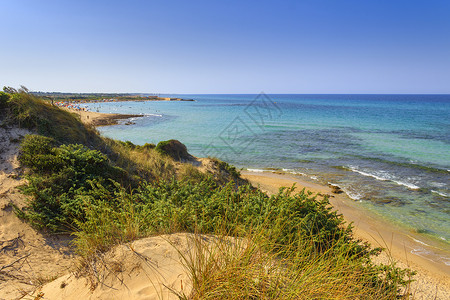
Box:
54;101;89;111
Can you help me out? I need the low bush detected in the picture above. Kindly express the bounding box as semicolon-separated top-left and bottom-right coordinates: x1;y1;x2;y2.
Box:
72;179;411;298
155;139;191;161
0;91;10;109
18;135;129;231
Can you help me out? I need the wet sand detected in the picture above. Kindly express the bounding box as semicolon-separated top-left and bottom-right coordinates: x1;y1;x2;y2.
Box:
242;170;450;299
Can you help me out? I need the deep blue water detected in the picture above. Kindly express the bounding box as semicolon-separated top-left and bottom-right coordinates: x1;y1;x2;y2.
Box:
84;94;450;252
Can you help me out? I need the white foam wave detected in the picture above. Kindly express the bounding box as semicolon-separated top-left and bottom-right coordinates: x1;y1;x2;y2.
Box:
430;182;446;188
348;166;420;190
281;168;308;176
392;180;420;190
411;247;431;256
341;187;363;201
328;182;363;200
247;168;265;173
412;238;430;246
431;190;449;197
349;167;389;181
145;113;163;117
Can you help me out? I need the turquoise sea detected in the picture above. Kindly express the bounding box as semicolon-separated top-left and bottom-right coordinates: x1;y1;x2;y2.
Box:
84;94;450;262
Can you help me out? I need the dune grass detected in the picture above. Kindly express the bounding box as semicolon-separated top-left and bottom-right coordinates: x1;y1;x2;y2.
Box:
176;228;412;300
2;89;102;147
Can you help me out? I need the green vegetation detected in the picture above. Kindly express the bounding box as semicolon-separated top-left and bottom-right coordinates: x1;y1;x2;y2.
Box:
0;91;9;108
1;86;101;146
18;135;129;231
32;91;155;102
179;231;409;299
3;88;413;299
155;139;191;161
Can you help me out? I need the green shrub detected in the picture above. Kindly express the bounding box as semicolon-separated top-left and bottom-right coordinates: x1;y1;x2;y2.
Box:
75;178;363;257
18;136;128;231
18;135;59;173
73;178;412;297
155;139;191;161
140;142;156;150
0;91;10;109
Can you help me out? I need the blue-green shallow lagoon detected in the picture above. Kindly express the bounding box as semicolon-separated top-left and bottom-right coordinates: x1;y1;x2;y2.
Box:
84;94;450;264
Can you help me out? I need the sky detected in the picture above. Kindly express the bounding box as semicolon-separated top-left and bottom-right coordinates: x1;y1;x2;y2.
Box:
1;0;450;94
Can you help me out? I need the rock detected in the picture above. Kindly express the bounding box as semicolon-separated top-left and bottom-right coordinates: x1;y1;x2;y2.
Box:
328;184;343;194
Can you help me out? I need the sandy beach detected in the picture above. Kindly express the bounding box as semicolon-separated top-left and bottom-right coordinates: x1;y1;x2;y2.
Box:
241;170;450;299
61;107;143;127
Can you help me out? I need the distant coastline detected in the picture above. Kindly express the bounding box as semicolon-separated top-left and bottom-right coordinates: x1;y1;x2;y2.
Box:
32;91;195;103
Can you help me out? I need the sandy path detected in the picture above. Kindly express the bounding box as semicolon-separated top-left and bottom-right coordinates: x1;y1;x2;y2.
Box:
241;170;450;299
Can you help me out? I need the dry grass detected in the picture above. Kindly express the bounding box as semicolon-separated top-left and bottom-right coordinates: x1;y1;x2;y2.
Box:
103;138;176;182
175;228;410;300
5;91;102;147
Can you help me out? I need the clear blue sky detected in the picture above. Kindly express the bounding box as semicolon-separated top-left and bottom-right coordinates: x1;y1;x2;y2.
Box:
1;0;450;93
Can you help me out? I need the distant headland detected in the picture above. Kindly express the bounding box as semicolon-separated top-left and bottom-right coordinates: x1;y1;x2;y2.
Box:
31;92;195;102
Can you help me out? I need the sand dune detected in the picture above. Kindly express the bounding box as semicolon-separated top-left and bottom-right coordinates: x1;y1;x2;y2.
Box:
33;233;196;300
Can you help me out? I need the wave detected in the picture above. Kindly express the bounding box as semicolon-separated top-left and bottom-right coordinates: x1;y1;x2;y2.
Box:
431;190;449;197
247;168;265;173
429;182;447;188
341;187;364;201
412;238;430;246
282;168;307;176
281;168;319;181
326;182;363;201
349;154;449;174
348;166;420;190
410;247;431;257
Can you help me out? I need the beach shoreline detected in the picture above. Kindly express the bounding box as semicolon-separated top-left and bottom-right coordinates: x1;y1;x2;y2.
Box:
62;107;143;126
241;170;450;299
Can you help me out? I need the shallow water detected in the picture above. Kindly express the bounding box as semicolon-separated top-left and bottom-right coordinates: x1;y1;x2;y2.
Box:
84;94;450;251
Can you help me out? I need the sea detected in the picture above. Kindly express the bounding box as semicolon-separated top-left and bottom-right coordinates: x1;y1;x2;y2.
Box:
83;94;450;263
